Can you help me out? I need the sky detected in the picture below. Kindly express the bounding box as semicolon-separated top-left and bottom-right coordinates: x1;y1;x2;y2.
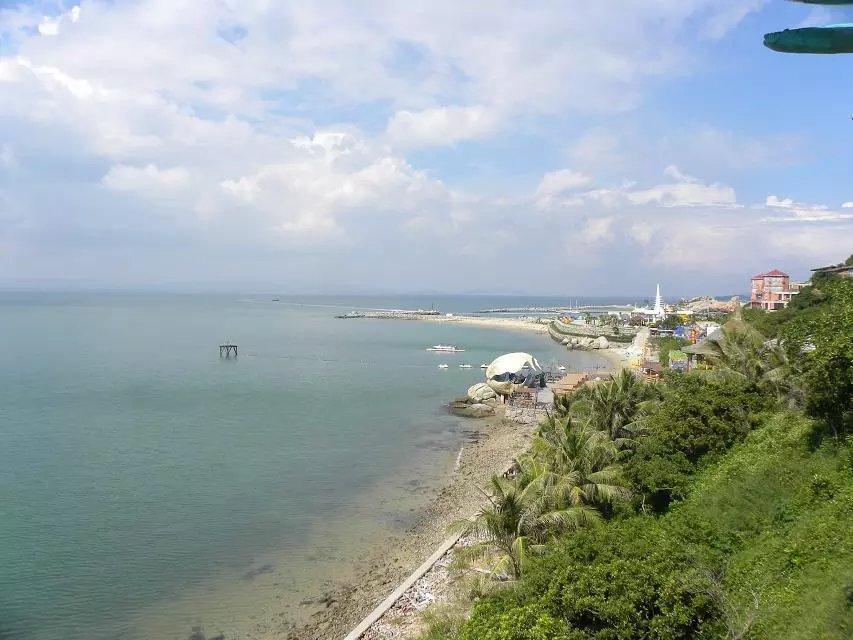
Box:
1;0;851;296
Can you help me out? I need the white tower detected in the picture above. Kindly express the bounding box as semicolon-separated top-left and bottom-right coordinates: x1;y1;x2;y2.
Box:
653;283;664;317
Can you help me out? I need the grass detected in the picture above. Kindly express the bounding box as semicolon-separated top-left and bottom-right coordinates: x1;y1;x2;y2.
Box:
663;411;852;639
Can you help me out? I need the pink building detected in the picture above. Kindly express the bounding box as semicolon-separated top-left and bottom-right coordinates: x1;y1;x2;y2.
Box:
750;269;800;311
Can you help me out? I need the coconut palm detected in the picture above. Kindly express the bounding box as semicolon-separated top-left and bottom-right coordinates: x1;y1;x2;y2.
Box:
558;369;660;444
702;311;799;405
531;417;630;509
451;475;552;580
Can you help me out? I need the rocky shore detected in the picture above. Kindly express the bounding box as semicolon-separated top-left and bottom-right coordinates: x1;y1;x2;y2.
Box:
287;409;538;640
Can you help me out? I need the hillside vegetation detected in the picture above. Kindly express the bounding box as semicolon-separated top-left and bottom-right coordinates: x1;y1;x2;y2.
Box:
420;265;852;640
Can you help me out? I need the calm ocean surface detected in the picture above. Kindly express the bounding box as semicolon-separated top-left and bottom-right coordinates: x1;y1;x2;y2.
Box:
0;293;613;640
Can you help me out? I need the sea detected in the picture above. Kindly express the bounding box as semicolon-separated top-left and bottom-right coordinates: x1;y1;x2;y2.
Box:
0;293;621;640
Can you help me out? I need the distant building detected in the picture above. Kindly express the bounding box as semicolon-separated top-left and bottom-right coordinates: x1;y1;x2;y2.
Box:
632;283;667;320
749;269;802;311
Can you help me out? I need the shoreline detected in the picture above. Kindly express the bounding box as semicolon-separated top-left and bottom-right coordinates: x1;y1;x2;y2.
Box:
288;410;539;640
392;312;629;374
286;317;625;640
403;314;552;334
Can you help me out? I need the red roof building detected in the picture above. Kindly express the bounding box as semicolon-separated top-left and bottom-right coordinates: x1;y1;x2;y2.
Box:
749;269;801;311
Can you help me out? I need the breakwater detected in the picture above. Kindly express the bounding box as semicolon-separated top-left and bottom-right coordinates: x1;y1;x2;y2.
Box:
335;309;442;320
476;305;633;314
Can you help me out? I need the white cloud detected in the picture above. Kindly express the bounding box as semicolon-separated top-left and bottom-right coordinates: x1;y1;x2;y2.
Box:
220;131;452;240
579;217;614;243
662;165;698;183
535;169;594;209
37;19;60;36
762;195;853;222
627;166;737;207
387;105;501;148
768;227;853;263
537;170;593;196
1;1;766;141
842;202;853;209
630;222;653;246
102;164;191;193
628;180;737;208
14;57;97;100
4;0;840;293
536;165;738;210
567;129;626;171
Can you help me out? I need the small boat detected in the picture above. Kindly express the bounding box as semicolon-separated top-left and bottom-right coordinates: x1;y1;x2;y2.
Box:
438;364;449;369
480;363;488;369
459;363;472;369
558;365;566;371
426;344;465;352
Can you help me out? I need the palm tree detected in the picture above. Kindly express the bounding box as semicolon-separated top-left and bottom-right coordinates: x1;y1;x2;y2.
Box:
557;370;660;444
702;311;799;405
451;475;552;580
531;417;630;509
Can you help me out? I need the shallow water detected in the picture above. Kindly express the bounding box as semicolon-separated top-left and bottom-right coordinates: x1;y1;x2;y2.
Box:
0;293;608;640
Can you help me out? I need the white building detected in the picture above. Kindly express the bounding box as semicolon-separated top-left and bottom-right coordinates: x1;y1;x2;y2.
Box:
632;284;667;320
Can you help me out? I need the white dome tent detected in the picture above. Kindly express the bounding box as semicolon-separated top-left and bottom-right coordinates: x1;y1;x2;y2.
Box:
485;352;543;397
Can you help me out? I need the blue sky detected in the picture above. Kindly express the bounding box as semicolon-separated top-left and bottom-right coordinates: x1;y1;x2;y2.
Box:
0;1;851;296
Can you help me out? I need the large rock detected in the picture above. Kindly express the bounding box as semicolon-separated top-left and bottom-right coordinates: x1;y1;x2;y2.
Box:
467;382;496;402
467;403;496;418
450;400;496;418
595;336;610;349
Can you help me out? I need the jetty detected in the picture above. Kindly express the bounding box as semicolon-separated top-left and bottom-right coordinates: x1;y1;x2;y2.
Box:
219;344;238;358
334;308;442;320
476;305;633;315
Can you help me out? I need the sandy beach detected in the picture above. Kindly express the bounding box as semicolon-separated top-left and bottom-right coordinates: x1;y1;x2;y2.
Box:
415;313;628;372
416;314;552;334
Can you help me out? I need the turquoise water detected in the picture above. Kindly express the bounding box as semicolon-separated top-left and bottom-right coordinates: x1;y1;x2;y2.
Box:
0;294;606;640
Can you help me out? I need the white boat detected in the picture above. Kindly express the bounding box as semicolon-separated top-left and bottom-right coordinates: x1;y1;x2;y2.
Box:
438;363;449;369
480;363;488;369
459;363;472;369
558;365;566;371
426;344;465;352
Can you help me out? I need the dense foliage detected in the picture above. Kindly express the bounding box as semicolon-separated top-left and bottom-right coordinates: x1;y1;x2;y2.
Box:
624;374;770;512
651;336;689;366
781;275;853;437
420;264;853;640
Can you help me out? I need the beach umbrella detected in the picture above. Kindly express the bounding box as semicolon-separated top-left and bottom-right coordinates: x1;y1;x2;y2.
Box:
765;0;853;54
764;23;853;53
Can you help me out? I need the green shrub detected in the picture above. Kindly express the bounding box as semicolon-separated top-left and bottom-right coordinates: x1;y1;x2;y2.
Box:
459;602;574;640
625;374;771;511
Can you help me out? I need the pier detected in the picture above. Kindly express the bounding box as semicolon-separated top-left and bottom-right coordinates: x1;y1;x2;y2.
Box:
219;344;238;358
